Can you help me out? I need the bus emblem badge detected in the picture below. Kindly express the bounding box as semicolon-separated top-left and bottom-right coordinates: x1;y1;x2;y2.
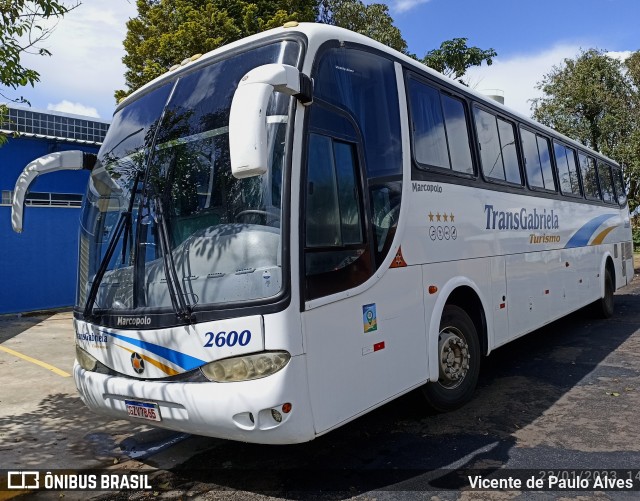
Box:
131;352;145;374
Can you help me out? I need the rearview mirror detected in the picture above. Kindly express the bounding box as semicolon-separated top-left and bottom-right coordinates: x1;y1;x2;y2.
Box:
229;63;312;179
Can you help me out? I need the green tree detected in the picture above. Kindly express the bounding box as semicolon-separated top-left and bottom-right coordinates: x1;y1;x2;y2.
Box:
532;49;640;211
319;1;496;80
319;0;406;53
0;0;76;145
118;0;498;100
420;38;496;84
115;0;317;101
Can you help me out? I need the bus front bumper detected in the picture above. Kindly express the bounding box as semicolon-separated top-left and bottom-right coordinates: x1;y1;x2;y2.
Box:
73;355;315;444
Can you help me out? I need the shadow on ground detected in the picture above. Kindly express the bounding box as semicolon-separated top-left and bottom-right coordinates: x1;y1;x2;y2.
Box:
132;282;640;499
0;392;156;470
0;312;59;343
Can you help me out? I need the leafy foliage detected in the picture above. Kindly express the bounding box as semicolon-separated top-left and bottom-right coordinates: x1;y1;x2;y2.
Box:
0;0;75;145
319;0;407;53
420;38;496;84
633;224;640;251
118;0;499;100
115;0;317;102
532;49;640;212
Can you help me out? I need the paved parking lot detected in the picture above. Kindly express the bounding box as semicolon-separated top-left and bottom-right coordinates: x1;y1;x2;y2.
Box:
1;263;640;499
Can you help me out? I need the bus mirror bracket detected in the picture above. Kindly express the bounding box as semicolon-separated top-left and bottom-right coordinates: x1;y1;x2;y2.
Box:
12;150;96;233
229;63;312;179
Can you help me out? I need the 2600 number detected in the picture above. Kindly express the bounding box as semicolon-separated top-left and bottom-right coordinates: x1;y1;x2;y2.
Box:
204;330;251;348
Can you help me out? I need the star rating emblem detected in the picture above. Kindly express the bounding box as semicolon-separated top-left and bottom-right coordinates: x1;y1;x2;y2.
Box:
429;211;456;224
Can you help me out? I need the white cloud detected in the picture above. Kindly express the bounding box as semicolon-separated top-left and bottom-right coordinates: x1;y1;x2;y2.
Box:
47;100;100;118
607;50;633;62
15;0;137;119
393;0;432;14
464;44;584;118
464;45;637;118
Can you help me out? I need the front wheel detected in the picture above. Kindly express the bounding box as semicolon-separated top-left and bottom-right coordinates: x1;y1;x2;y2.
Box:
421;305;481;412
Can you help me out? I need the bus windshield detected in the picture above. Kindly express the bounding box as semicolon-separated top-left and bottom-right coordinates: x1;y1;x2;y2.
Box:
78;40;299;317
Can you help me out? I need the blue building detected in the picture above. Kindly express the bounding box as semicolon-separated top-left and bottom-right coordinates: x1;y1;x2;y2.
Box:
0;106;109;314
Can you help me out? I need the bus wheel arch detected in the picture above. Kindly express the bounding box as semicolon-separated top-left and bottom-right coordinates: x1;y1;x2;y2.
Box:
445;286;488;356
422;284;487;412
591;255;616;319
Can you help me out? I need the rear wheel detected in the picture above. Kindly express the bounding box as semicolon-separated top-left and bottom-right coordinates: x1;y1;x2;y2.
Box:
421;305;481;412
591;267;615;319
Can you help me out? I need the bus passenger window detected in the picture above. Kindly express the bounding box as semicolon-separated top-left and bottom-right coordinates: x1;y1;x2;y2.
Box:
522;129;555;191
497;118;520;184
474;108;520;184
579;153;600;199
408;78;473;174
597;161;616;204
410;81;449;169
553;142;581;196
612;167;627;206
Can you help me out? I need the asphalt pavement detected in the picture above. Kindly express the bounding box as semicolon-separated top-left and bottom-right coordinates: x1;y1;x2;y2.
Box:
1;263;640;500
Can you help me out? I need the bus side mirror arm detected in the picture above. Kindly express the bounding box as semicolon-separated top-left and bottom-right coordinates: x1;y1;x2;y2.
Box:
229;63;312;179
12;151;96;233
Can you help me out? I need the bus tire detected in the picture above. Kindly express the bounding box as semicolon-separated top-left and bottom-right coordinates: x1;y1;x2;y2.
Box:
421;305;481;412
591;268;615;319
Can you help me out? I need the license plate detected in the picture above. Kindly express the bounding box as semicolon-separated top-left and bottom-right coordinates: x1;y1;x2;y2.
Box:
125;400;161;422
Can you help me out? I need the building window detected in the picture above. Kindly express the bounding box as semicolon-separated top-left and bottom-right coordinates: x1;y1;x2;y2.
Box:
0;107;108;143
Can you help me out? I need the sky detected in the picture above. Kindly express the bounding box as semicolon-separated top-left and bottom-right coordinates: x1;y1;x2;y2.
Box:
3;0;639;121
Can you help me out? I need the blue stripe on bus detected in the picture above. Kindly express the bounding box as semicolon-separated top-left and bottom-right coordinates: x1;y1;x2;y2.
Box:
105;332;206;371
564;214;617;249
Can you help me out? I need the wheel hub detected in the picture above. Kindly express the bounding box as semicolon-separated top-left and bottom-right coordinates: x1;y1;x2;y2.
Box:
438;328;470;389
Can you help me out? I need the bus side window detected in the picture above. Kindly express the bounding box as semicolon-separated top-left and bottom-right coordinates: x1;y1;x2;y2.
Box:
473;107;521;184
597;161;616;204
408;77;474;175
578;153;601;200
553;141;581;196
612;166;627;206
521;128;556;191
304;132;371;301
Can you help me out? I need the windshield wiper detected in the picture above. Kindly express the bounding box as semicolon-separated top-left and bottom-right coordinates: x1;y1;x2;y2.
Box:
83;169;143;319
83;210;130;319
153;195;193;324
120;171;143;265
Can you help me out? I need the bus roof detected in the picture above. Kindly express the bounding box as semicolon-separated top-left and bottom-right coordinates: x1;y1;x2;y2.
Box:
117;22;619;167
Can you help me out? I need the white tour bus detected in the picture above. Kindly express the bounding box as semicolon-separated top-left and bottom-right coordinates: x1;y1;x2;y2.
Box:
12;23;633;444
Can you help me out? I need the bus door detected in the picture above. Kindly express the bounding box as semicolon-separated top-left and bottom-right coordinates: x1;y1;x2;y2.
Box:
300;101;426;434
300;47;429;434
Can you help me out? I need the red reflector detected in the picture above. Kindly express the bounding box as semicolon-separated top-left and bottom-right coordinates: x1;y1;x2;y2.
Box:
373;342;385;352
499;303;506;309
282;402;292;414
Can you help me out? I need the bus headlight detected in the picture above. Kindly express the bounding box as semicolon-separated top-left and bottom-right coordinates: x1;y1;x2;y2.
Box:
200;351;291;382
76;345;98;371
